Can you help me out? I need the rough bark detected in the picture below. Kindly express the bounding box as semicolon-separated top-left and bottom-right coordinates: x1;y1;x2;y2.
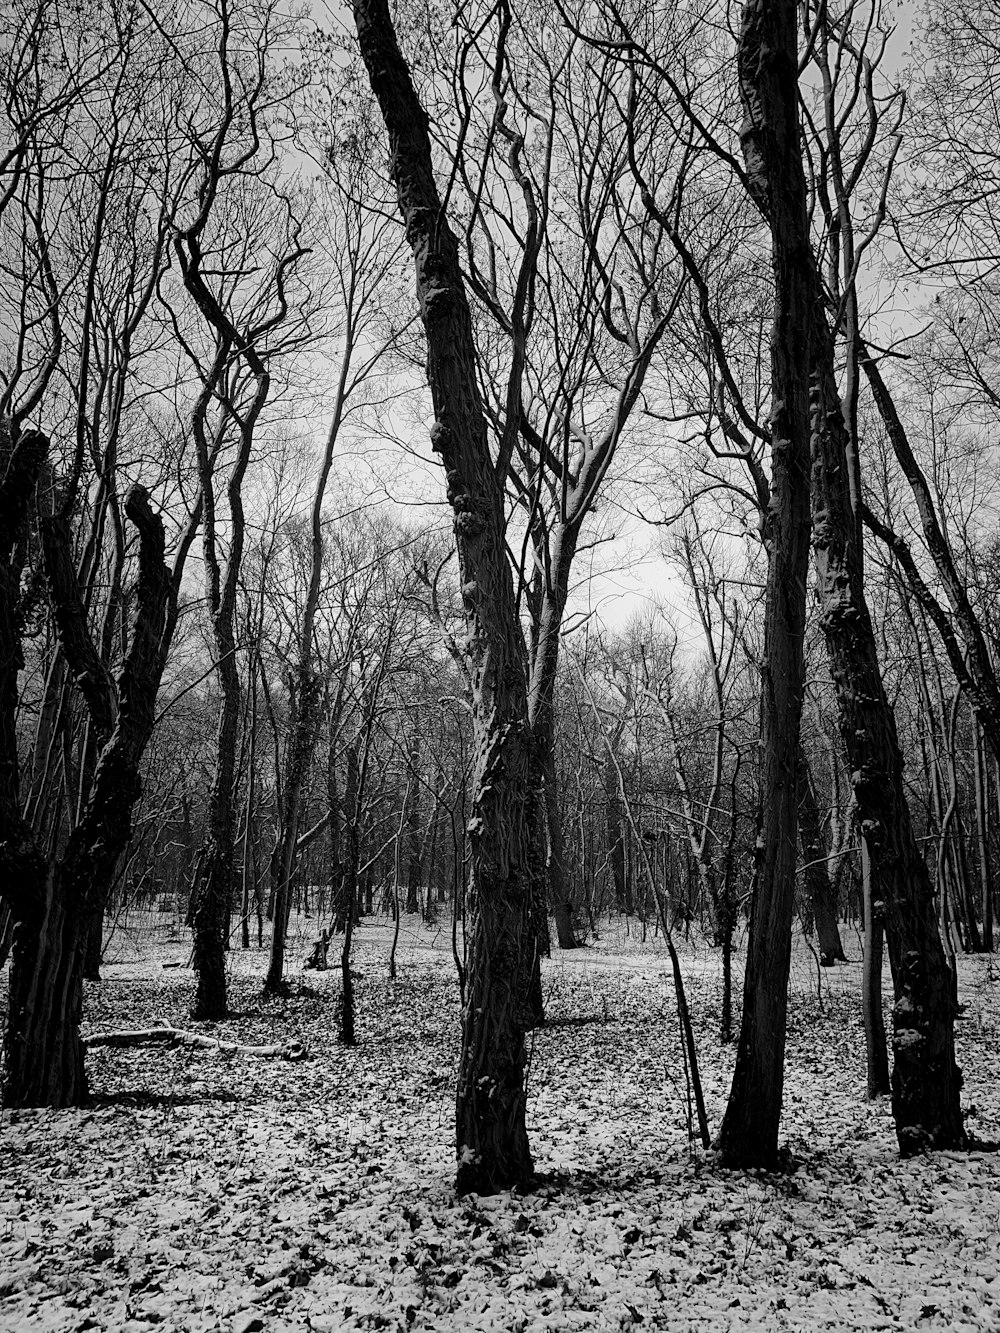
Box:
4;480;172;1107
353;0;535;1193
809;295;966;1155
716;0;814;1169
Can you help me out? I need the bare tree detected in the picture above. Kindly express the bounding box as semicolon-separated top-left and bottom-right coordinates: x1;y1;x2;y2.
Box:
353;0;537;1193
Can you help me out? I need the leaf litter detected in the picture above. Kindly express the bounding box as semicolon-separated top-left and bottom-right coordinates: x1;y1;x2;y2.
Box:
1;916;999;1332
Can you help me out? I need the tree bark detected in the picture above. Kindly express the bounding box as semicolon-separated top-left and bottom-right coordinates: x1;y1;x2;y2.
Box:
5;886;86;1107
353;0;535;1194
809;285;966;1155
3;476;173;1107
716;0;814;1169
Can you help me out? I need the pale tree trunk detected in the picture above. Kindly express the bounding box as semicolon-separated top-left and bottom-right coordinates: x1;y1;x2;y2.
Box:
717;0;814;1169
797;746;847;964
861;838;891;1098
354;0;535;1193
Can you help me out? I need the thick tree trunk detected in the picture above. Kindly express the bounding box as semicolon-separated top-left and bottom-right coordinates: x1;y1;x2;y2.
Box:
4;884;86;1108
2;462;172;1107
354;0;534;1194
798;747;847;964
716;0;813;1169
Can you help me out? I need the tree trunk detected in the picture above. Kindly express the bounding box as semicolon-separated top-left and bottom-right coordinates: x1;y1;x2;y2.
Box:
4;884;87;1108
605;751;627;914
81;906;103;981
809;298;965;1154
354;0;534;1195
405;734;421;914
861;837;891;1098
974;720;994;951
716;0;813;1169
266;667;323;993
2;467;173;1107
190;643;240;1018
798;747;847;964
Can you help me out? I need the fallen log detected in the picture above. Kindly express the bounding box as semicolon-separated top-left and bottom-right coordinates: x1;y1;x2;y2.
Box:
83;1019;306;1061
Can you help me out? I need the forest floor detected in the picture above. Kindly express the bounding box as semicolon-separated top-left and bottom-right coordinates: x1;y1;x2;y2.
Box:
1;911;999;1332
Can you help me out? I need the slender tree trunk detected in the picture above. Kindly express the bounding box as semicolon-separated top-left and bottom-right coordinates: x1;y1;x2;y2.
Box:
545;752;578;948
810;316;965;1152
717;0;813;1169
605;751;627;914
974;720;994;951
354;0;535;1194
265;668;323;993
190;671;238;1018
798;746;847;964
861;838;891;1098
405;734;421;914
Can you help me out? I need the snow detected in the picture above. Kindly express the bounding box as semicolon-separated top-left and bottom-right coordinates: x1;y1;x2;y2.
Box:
1;915;999;1331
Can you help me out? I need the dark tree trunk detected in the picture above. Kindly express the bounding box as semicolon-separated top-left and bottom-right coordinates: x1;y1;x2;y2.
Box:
81;906;103;981
543;752;579;949
2;464;172;1107
716;0;814;1169
605;752;628;915
862;839;891;1098
798;747;847;964
405;735;421;914
190;644;240;1018
266;667;323;994
809;270;965;1153
974;720;994;951
354;0;535;1194
5;886;87;1107
334;741;360;935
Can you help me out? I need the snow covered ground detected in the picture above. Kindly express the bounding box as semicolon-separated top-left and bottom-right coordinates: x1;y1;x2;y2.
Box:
1;914;998;1331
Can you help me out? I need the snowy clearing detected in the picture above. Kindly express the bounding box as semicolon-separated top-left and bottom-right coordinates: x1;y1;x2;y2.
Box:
2;915;999;1332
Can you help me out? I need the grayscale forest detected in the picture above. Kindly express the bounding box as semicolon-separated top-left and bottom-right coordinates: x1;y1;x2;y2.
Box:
2;0;1000;1328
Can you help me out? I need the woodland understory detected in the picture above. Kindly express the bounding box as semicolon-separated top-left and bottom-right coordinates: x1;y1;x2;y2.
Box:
1;915;999;1333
